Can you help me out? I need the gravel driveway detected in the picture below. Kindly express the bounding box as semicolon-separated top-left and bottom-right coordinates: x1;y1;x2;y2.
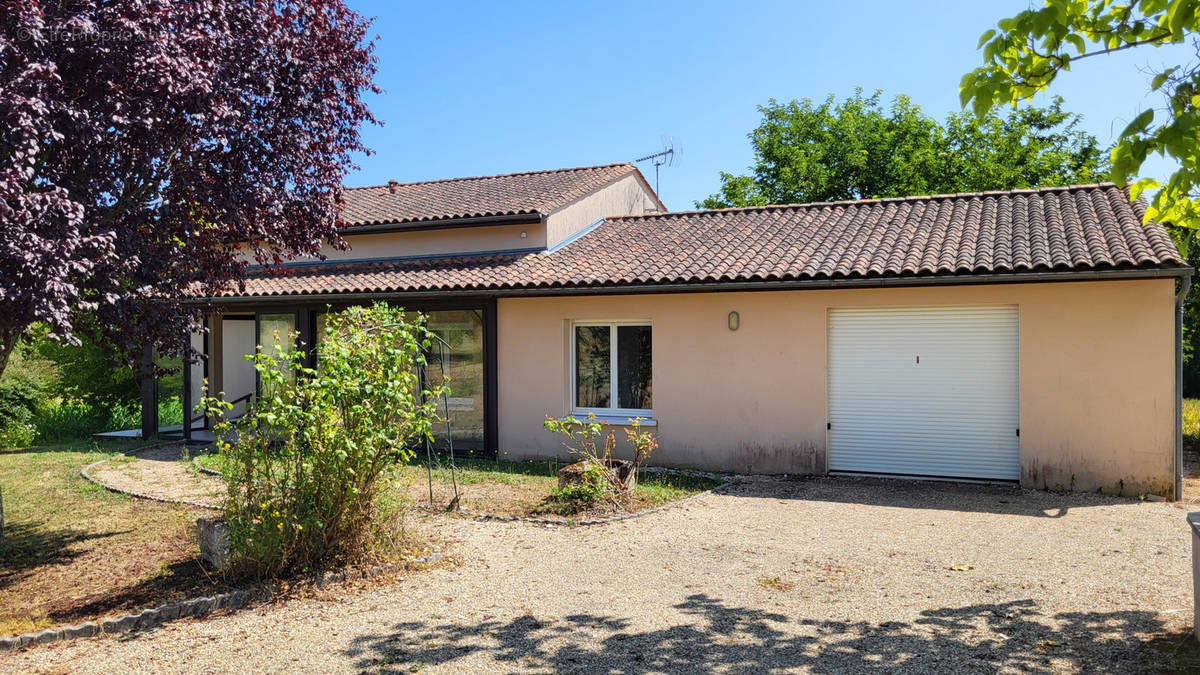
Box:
7;475;1197;673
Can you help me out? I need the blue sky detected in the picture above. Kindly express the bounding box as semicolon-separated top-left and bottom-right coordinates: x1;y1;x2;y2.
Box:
346;0;1190;209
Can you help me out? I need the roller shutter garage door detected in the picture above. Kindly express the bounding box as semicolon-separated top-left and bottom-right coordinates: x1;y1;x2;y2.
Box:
827;306;1019;480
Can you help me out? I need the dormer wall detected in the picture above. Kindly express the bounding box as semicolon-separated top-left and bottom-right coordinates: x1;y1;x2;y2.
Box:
322;220;545;261
545;172;661;248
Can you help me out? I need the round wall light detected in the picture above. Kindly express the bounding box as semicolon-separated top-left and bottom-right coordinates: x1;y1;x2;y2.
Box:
728;311;740;331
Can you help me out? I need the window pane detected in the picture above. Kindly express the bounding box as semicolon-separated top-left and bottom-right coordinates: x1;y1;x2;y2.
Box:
617;325;652;409
257;313;297;391
426;310;485;452
575;326;610;408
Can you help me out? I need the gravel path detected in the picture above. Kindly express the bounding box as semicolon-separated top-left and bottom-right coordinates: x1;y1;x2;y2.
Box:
88;443;222;507
7;476;1197;673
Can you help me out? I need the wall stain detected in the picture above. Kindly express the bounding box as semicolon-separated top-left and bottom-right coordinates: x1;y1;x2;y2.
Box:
1021;455;1172;498
730;440;825;475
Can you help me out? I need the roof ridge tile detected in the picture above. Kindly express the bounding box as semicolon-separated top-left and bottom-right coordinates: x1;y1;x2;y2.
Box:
344;162;634;191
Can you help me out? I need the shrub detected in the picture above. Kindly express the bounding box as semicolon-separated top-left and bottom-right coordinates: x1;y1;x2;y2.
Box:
33;324;139;408
32;401;110;442
0;379;40;427
0;421;36;449
541;413;661;513
204;303;445;577
540;462;610;515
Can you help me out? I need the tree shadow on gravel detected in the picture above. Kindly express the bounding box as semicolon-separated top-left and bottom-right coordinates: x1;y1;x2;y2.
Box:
724;475;1133;518
345;594;1200;673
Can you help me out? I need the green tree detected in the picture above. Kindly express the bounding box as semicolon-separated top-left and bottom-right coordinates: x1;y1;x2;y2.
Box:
959;0;1200;236
701;90;1105;208
32;323;139;409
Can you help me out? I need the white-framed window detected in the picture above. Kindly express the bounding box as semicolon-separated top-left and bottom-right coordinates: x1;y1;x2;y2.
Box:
570;320;653;416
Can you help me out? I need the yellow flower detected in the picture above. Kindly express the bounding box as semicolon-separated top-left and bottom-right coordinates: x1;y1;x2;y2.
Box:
297;525;303;531
277;522;283;530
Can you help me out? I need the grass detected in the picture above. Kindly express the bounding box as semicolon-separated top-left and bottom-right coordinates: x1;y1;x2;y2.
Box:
197;451;723;520
1185;398;1200;446
0;438;226;636
403;455;723;519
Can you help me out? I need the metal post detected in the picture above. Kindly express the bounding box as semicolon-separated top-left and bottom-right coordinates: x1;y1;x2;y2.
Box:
140;343;158;440
182;331;193;444
438;338;459;508
419;358;434;506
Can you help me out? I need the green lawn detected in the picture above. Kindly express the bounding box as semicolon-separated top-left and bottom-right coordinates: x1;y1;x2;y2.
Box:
198;451;723;519
406;456;722;517
0;439;223;636
1185;399;1200;445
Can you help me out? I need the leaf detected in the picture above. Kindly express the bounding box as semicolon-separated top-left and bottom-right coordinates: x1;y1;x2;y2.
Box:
1151;67;1178;90
1119;109;1155;139
947;564;974;571
977;28;997;49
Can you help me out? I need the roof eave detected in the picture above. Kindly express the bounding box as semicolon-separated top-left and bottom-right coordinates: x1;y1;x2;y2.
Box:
190;264;1193;306
339;211;545;235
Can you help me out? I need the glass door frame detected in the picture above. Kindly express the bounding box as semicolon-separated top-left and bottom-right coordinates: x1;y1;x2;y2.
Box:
249;297;498;458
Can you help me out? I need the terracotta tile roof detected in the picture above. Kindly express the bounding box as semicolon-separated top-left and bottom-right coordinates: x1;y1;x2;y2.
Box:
222;183;1184;298
341;163;640;227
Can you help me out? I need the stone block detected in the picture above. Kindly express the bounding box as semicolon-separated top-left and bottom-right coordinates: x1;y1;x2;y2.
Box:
102;614;135;634
32;628;60;646
62;622;98;640
196;516;232;569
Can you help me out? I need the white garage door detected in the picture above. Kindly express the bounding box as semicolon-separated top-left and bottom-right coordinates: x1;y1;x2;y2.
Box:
827;305;1019;480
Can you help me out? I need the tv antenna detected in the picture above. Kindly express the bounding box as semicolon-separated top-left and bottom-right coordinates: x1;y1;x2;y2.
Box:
635;137;677;201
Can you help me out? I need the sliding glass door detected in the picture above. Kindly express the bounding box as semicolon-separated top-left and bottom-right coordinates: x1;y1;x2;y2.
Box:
308;305;491;455
425;309;486;453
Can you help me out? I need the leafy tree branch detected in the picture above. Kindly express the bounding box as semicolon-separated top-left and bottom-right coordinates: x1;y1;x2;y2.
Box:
961;0;1200;238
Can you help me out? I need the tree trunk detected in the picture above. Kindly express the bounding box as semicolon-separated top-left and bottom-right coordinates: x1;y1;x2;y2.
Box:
0;328;18;381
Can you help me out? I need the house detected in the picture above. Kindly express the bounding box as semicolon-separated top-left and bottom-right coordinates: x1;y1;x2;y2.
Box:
184;162;1191;498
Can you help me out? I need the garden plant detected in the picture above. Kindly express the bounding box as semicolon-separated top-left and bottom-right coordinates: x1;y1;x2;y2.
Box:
541;414;659;514
203;303;445;577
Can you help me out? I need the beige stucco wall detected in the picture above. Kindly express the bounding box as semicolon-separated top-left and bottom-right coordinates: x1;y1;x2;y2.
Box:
236;222;546;265
544;173;661;248
496;279;1176;496
328;223;546;261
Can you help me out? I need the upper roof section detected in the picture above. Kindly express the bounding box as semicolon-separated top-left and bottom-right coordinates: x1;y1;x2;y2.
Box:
587;182;1184;281
219;183;1187;299
341;162;655;229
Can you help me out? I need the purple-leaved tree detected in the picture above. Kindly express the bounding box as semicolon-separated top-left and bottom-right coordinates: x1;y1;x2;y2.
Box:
0;0;379;377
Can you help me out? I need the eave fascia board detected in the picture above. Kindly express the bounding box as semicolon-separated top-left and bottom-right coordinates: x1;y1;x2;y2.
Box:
189;265;1194;306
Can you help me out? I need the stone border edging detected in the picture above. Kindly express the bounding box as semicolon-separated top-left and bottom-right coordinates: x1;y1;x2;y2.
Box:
1;442;448;653
193;454;222;477
0;588;260;652
80;441;220;511
0;550;443;652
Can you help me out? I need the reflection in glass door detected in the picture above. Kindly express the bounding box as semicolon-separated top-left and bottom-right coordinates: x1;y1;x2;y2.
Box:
425;310;485;453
